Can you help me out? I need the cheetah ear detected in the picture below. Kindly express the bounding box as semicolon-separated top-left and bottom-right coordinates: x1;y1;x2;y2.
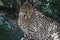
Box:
22;0;33;8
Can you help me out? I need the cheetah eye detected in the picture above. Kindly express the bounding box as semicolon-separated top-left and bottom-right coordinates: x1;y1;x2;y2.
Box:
25;11;27;13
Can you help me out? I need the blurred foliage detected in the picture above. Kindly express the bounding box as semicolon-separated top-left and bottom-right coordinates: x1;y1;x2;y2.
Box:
0;12;24;40
1;0;19;10
0;0;4;6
